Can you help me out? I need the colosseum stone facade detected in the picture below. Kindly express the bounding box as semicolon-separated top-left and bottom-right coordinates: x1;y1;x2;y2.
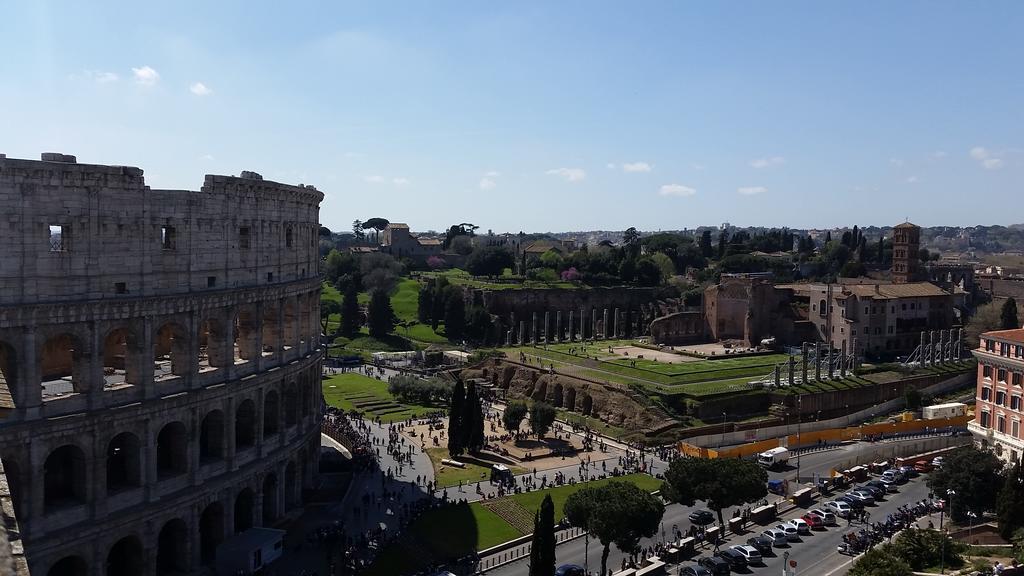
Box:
0;153;325;576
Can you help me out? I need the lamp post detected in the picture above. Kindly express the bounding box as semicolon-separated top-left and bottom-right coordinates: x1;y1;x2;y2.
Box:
796;395;803;483
722;411;728;447
940;489;955;575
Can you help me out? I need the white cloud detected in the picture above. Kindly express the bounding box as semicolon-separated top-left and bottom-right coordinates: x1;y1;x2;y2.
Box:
606;163;617;170
131;65;160;86
363;175;386;184
970;146;1004;169
479;177;496;191
199;154;214;161
906;176;919;183
889;158;905;167
931;151;948;159
546;167;586;182
189;82;211;96
737;186;767;196
485;170;500;177
983;158;1003;169
83;70;119;83
659;184;696;197
970;147;990;160
749;156;785;169
622;161;652;173
392;177;410;186
691;163;706;171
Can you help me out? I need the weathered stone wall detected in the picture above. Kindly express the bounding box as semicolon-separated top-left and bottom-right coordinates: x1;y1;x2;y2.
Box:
0;154;324;576
472;287;656;318
463;359;675;433
650;311;706;345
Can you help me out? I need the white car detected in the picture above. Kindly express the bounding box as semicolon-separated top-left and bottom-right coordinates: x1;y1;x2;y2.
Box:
730;545;763;565
825;500;853;518
762;529;789;547
789;517;811;535
775;522;800;541
932;456;945;468
808;508;837;526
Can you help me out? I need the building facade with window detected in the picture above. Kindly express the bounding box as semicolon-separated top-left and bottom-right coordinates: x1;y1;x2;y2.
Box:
0;154;324;575
969;329;1024;463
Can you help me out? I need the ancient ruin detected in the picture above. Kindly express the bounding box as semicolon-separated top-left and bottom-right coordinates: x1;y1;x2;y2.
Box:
0;154;324;575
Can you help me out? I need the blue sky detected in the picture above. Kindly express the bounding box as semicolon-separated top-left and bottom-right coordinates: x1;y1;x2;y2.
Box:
2;1;1022;233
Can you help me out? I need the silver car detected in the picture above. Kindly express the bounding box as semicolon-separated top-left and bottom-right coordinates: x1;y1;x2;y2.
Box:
730;544;764;565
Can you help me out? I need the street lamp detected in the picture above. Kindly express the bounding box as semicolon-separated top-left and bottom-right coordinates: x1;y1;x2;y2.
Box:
721;411;728;447
940;489;955;575
796;395;803;483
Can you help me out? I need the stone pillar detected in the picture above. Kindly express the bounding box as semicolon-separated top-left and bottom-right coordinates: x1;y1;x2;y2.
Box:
591;309;597;341
532;312;538;344
851;337;859;373
787;355;795;386
801;343;808;384
840;340;848;377
955;328;963;361
568;311;575;342
943;329;951;364
518;321;525;346
19;328;43;419
929;331;936;367
614;308;621;339
814;341;822;381
919;331;927;366
603;309;609;340
555;311;562;343
774;364;781;387
510;312;515;343
827;345;834;379
544;311;550;344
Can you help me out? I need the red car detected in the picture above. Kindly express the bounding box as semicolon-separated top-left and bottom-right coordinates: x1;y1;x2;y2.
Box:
801;513;825;529
913;461;933;472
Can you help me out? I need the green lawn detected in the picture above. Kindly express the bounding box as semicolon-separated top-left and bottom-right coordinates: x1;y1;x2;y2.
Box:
321;373;441;422
426;448;527;489
509;473;662;524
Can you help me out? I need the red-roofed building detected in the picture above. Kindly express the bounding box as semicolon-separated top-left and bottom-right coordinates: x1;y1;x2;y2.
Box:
970;328;1024;463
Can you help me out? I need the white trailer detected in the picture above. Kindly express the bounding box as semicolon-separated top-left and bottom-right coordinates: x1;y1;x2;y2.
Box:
757;447;790;468
922;402;967;420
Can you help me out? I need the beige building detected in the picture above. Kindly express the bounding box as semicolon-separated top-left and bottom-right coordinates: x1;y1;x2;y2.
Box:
381;223;443;259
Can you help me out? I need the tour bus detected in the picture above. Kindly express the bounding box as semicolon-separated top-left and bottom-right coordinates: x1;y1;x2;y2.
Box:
757;447;790;468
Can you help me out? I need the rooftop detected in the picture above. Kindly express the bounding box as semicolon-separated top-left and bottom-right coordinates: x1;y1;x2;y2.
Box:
983;329;1024;344
387;223;410;229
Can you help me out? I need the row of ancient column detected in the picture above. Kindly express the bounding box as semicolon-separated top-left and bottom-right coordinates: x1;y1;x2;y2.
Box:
773;339;862;386
505;308;648;346
919;328;963;366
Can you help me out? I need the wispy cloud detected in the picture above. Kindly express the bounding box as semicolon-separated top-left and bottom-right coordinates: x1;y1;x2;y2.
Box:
970;146;1003;169
363;175;386;184
622;161;652;173
749;156;785;169
546;167;586;182
658;184;696;197
81;70;119;83
479;177;496;191
199;154;214;161
889;158;905;167
606;163;617;170
737;186;767;196
132;65;160;86
189;82;211;96
931;151;948;159
392;177;410;186
906;176;920;183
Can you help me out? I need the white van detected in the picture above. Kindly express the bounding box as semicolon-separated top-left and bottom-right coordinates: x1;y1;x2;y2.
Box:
758;447;790;468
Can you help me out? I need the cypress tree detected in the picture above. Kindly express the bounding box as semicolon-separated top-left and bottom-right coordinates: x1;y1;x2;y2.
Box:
1001;298;1019;330
462;382;484;453
445;291;466;340
998;461;1024;539
529;494;556;576
878;235;885;264
367;290;395;338
340;284;361;336
448;380;465;457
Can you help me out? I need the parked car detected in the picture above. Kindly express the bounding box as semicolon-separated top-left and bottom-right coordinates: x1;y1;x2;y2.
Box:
857;484;885;500
866;479;896;495
852;487;881;502
808;508;837;526
762;529;789;547
689;509;716;525
932;456;945;469
899;465;919;478
914;460;933;472
844;491;873;505
680;566;713;576
715;548;748;570
790;517;811;534
801;513;824;530
825;500;853;518
555;565;586;576
881;469;906;484
730;545;763;565
746;535;774;554
698;555;732;575
775;522;800;541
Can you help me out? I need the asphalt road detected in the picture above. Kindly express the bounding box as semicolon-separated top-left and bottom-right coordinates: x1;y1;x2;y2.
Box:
486;443;940;576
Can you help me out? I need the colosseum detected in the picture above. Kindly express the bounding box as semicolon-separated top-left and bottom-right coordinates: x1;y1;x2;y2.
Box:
0;153;325;575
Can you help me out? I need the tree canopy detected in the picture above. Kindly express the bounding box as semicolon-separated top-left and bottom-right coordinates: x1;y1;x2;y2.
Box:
661;457;768;527
528;495;556;576
926;446;1004;522
1002;297;1020;330
848;547;913;576
466;246;515;277
502;400;528;434
367;289;396;338
564;481;664;576
529;402;557;438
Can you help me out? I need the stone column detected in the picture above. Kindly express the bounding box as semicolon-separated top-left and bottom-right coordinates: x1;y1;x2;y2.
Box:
787;355;795;386
827;345;834;379
929;331;936;367
544;311;550;344
19;328;43;419
518;321;525;346
943;329;951;364
814;341;822;381
840;340;848;378
955;328;963;361
555;311;562;343
590;309;597;341
801;343;809;384
614;308;621;339
532;312;538;344
603;309;609;340
920;331;927;366
510;312;516;342
851;337;859;373
774;364;781;387
568;311;575;342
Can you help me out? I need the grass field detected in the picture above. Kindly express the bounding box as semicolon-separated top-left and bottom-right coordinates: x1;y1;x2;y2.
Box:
364;473;659;576
321;279;450;353
321;373;441;422
420;268;582;290
425;448;527;489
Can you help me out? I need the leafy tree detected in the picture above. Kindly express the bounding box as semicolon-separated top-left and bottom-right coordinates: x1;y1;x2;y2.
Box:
699;230;713;258
529;402;557;438
361;217;390;244
634;257;663;286
444;291;466;341
848;546;912;576
618;258;636;283
622;227;641;258
352;219;365;241
649;252;675;281
661;457;768;527
466;246;515;277
998;461;1024;539
539;249;564;270
320;299;340;335
529;495;556;576
340;284;361;336
503;400;528;434
417;283;434;324
904;389;922;410
465;305;493;344
360;253;403;294
966;301;1008;349
1002;297;1019;330
462;382;485;453
840;261;866;278
367;290;396;338
891;528;963;571
318;225;333;237
926;446;1004;522
564;481;664;576
717;231;728;259
448;380;465;457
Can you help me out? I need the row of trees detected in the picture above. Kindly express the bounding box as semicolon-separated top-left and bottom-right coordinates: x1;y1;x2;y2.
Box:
501;400;557;438
965;297;1019;348
386;374;453;405
417;276;496;343
447;381;485;457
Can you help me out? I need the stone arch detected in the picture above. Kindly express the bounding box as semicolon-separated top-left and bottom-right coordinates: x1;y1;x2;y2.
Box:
234;487;255;533
199;501;224;565
579;392;593;416
282;300;297;349
47;556;88;576
101;326;142;388
284;460;297;508
564;387;577;412
284;382;298;428
156;421;188;478
532;380;548;402
264;390;280;437
198;317;230;370
301;378;312;418
262;473;279;523
199;409;225;462
551;382;564;407
106;432;142;493
261;302;280;354
156;518;189;575
234;306;258;363
40;332;87;395
235;399;257;449
155;322;190;379
44;444;87;510
0;339;18;408
105;535;145;576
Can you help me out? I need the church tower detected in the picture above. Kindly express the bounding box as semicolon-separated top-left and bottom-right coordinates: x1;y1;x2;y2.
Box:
891;221;921;283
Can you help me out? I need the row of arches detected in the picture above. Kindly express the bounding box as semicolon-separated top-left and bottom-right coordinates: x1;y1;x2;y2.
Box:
45;462;304;576
0;293;320;411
